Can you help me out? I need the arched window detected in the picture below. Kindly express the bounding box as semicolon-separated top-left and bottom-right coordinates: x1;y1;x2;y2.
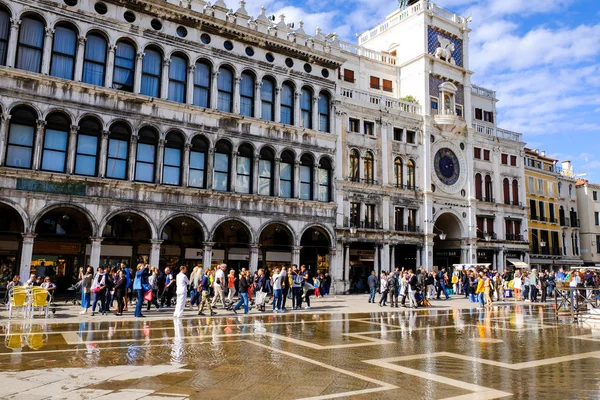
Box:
50;23;77;80
240;71;255;117
82;33;107;86
318;91;330;133
512;179;519;206
349;149;360;182
41;112;70;173
75;117;101;176
485;175;493;202
475;173;483;200
217;66;233;113
168;53;187;103
559;206;565;225
16;15;45;73
260;77;275;121
0;7;9;66
503;178;510;205
236;143;253;194
5;106;37;169
163;132;183;186
300;87;312;129
113;39;135;91
394;157;403;187
135;127;157;183
300;154;314;200
258;147;274;196
193;60;211;108
364;152;374;184
407;159;416;189
280;81;294;125
141;46;162;97
318;158;332;202
213;140;231;191
569;184;573;198
189;135;208;189
106;122;130;180
279;150;294;198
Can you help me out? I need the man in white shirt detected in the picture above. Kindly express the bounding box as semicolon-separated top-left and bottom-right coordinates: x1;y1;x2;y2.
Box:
211;264;226;308
173;266;189;318
272;267;285;313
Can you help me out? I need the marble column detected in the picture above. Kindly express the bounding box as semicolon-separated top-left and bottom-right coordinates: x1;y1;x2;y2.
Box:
20;233;36;280
273;158;281;196
105;44;117;89
233;76;242;114
230;151;238;193
186;65;195;105
210;70;219;110
391;245;396;270
254;82;262;119
374;245;380;275
0;113;11;166
74;35;86;82
160;59;170;99
149;240;163;268
98;130;109;178
416;247;422;268
293;161;300;199
206;149;214;189
41;27;54;75
127;135;138;181
252;152;260;194
182;143;191;187
203;242;214;270
344;243;350;293
6;19;21;68
32;120;46;170
312;96;319;130
293;91;301;127
89;237;103;269
155;139;165;184
133;51;144;94
312;164;318;201
382;243;390;272
329;247;338;283
424;240;434;271
497;248;505;274
249;244;259;273
274;87;281;123
64;124;79;174
292;246;301;267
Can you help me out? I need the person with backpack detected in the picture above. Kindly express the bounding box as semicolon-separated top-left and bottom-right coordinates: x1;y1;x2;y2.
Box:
198;269;216;316
387;271;399;307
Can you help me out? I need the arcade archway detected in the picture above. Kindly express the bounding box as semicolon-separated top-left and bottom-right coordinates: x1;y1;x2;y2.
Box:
258;223;293;272
0;203;25;289
300;226;331;275
101;212;153;269
432;212;464;270
160;216;205;270
212;220;251;271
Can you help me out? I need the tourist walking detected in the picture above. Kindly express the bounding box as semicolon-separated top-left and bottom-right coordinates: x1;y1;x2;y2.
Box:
280;266;289;309
161;267;175;308
212;264;227;309
272;266;285;313
387;271;399;307
147;267;161;311
113;269;127;315
173;266;189;318
198;269;216;316
91;266;107;316
301;265;313;309
378;272;388;306
368;271;377;303
227;269;236;303
133;264;150;318
230;270;250;314
530;269;539;302
407;270;418;308
79;266;93;314
291;265;303;309
513;271;522;301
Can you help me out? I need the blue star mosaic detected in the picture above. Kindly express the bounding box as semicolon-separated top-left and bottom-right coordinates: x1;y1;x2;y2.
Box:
428;27;463;68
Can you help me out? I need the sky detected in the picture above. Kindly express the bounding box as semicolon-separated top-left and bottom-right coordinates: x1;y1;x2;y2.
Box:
239;0;600;181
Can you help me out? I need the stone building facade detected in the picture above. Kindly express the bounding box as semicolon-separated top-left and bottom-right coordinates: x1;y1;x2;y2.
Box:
0;0;529;291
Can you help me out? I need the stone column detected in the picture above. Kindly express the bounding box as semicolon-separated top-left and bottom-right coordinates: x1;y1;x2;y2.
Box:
312;96;319;130
252;152;260;194
105;44;117;89
230;151;238;192
32;120;46;170
41;27;54;75
492;250;497;270
66;124;79;174
182;143;191;187
254;82;262;119
133;51;144;93
89;237;103;269
128;135;138;181
206;149;214;189
293;91;301;127
273;158;281;196
160;58;170;99
20;233;36;280
249;244;259;273
416;247;422;268
312;164;318;201
274;87;281;123
74;35;86;82
98;130;109;178
149;240;163;268
203;242;214;270
6;19;21;68
293;160;300;198
374;244;380;275
155;139;165;184
0;113;11;166
344;243;350;293
329;247;337;282
210;70;219;110
233;76;242;114
382;243;390;272
292;246;301;267
186;65;195;105
424;240;434;271
497;248;505;274
391;245;396;270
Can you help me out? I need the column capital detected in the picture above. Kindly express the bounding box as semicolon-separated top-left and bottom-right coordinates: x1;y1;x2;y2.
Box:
77;35;86;45
130;134;138;144
184;143;192;150
250;244;260;251
292;245;302;253
101;130;110;138
188;64;196;73
45;27;55;37
235;76;243;84
36;119;46;129
329;247;337;256
90;237;104;244
158;139;165;148
1;113;11;122
22;233;37;241
313;96;319;103
163;58;171;67
203;241;215;250
108;43;117;53
70;124;80;133
255;82;263;90
136;51;145;60
150;239;163;246
10;18;21;28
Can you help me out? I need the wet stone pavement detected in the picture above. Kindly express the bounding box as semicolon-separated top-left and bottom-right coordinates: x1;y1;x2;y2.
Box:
0;303;600;399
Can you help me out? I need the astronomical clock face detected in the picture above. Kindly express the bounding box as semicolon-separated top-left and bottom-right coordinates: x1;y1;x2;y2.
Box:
434;148;460;186
431;141;466;194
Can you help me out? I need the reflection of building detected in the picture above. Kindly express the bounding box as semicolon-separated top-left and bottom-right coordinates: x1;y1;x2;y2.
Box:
0;0;532;289
525;150;582;270
576;179;600;266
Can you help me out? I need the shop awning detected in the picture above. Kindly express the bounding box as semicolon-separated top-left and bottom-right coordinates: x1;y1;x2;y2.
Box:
507;258;529;269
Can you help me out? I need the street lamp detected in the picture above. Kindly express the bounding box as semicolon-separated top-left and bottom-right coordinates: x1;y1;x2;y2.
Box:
433;225;446;240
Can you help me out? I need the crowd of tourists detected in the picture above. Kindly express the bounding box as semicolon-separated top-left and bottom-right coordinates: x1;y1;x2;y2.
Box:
368;266;600;310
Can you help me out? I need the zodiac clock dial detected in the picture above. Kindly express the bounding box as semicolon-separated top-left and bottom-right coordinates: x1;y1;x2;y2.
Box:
434;148;460;186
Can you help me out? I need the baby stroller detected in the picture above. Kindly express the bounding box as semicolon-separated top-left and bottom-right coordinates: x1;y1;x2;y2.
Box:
66;281;82;306
255;290;267;312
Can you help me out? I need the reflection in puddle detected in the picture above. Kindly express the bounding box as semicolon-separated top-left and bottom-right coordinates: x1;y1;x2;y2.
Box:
3;321;48;351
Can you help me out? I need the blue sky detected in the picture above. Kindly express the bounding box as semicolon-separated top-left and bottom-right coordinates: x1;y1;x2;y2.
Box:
241;0;600;181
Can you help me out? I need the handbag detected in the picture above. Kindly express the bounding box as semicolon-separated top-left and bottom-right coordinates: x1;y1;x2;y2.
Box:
93;287;101;294
144;290;154;302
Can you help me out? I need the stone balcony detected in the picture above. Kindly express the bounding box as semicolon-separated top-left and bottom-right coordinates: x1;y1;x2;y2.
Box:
472;123;523;142
340;87;422;115
432;109;467;134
